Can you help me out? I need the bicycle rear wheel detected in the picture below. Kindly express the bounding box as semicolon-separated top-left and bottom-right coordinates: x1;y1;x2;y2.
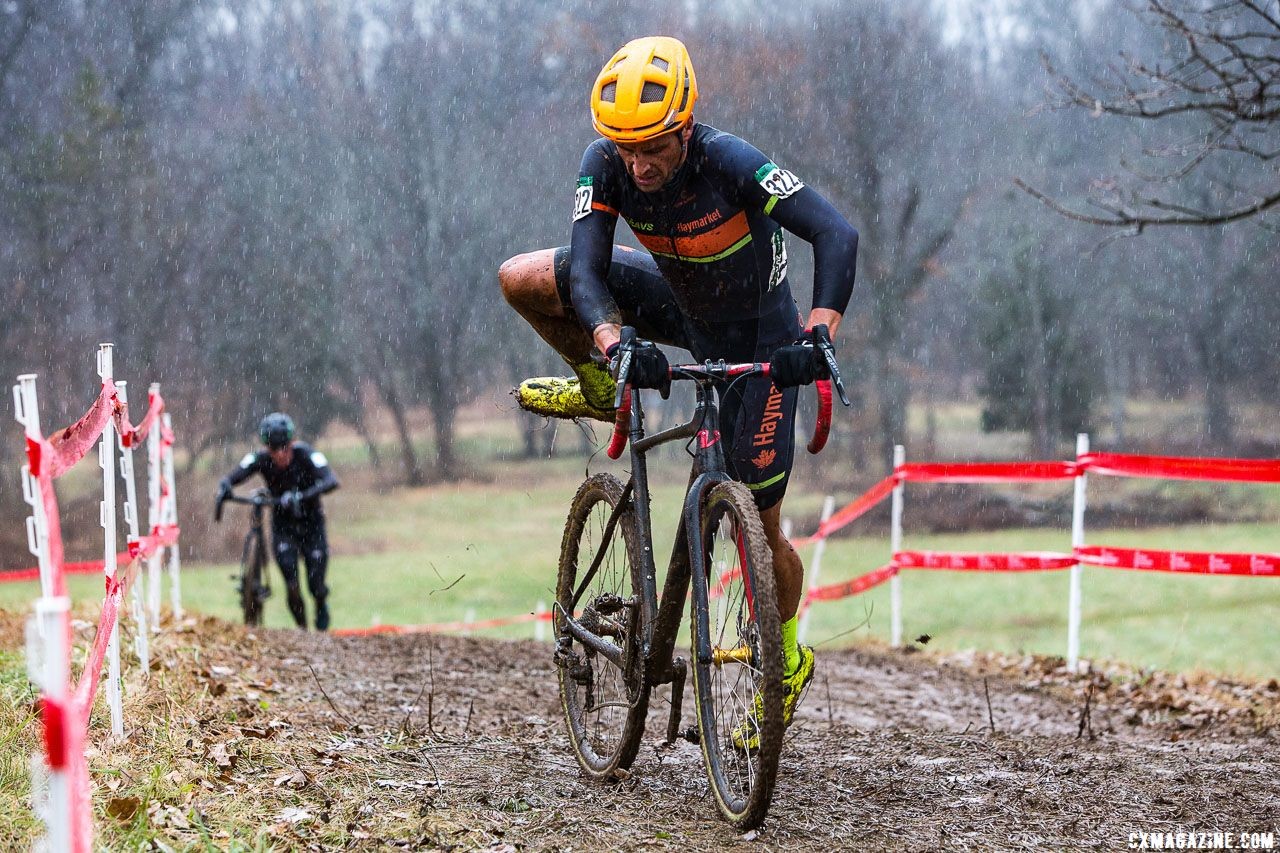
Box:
690;481;783;829
555;473;649;779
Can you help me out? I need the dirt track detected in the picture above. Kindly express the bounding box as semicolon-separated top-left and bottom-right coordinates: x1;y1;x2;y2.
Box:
171;622;1280;851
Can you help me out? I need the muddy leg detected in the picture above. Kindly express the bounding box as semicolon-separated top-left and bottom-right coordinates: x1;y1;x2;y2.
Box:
499;249;595;365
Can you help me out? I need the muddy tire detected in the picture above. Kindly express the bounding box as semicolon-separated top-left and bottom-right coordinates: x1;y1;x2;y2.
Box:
555;473;649;779
240;535;266;627
690;481;783;829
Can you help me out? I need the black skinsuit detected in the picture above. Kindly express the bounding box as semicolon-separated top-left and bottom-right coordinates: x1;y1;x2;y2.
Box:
221;442;339;629
562;123;859;509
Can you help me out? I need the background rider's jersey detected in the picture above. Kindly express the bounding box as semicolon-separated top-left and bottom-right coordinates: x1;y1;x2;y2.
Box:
568;123;858;337
224;441;338;519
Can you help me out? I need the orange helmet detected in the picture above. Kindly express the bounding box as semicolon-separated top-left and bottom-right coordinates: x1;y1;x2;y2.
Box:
590;36;698;144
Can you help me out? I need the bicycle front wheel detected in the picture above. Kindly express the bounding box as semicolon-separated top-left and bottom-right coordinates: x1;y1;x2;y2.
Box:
555;473;649;780
240;533;266;627
690;481;783;829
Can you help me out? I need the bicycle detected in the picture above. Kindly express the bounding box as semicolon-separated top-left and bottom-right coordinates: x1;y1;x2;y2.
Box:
553;325;848;829
215;488;274;626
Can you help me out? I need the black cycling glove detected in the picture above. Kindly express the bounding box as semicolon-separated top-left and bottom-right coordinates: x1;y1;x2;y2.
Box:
607;341;671;398
769;327;833;388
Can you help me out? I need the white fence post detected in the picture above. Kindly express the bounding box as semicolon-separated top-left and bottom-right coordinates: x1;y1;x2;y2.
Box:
161;412;182;619
890;445;905;647
27;596;72;853
115;382;149;670
797;495;835;645
14;375;53;600
146;383;162;626
96;346;124;737
1067;433;1089;671
534;601;547;642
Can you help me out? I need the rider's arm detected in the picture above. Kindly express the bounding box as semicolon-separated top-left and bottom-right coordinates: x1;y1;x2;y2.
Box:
221;451;262;491
298;447;339;501
703;134;858;338
568;141;624;356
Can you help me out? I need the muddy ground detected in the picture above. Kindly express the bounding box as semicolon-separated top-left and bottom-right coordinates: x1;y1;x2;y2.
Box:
106;617;1276;851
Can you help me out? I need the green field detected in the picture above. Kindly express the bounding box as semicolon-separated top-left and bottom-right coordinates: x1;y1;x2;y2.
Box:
3;401;1278;680
4;464;1277;680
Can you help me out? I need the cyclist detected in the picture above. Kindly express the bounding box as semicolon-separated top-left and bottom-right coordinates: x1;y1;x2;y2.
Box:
216;413;340;631
500;36;858;747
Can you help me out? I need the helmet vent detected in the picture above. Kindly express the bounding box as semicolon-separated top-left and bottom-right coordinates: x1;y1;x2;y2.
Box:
600;82;617;103
640;82;667;103
650;56;669;71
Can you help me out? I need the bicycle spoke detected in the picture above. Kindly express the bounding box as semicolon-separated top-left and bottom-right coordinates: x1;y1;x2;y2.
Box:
556;474;648;779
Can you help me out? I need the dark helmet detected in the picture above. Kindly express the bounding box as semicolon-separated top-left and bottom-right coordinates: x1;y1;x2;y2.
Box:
258;412;295;449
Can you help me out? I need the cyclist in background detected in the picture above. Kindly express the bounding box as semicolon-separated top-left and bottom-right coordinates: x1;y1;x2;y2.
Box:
500;36;858;747
217;413;340;631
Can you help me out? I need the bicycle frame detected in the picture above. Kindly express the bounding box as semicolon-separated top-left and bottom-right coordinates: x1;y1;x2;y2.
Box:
559;362;758;736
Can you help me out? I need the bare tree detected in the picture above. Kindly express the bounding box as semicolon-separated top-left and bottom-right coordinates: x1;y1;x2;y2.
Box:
1018;0;1280;230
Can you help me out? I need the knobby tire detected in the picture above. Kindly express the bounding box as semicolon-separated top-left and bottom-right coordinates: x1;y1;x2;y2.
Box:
556;473;649;779
690;481;783;829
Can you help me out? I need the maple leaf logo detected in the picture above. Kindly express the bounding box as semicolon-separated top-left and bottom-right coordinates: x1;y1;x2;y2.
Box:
751;449;777;470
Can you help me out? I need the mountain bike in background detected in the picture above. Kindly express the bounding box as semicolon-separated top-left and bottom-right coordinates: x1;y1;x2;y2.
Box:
554;325;847;829
215;487;274;626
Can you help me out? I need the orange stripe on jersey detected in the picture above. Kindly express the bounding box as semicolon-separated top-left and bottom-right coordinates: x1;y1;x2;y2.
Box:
632;211;752;261
592;201;618;216
674;211;749;258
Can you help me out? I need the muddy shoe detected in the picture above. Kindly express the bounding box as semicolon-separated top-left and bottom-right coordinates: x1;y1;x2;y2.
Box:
516;362;616;422
731;645;815;753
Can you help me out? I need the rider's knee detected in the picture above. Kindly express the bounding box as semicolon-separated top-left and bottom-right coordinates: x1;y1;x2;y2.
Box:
499;249;556;308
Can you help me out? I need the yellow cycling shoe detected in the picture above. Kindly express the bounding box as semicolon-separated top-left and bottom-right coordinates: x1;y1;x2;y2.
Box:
516;361;617;422
730;645;815;753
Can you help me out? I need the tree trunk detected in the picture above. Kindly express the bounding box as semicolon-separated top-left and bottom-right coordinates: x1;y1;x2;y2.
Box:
1022;277;1053;458
378;377;424;486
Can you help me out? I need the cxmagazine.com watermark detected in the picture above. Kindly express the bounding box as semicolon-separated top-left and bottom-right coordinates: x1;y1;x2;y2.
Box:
1129;830;1276;850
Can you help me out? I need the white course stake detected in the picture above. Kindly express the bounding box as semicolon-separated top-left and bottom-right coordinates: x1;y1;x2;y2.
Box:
97;346;124;737
27;596;72;853
797;495;835;645
1067;433;1089;672
14;375;52;600
115;382;150;671
889;445;905;647
161;412;183;619
146;383;163;627
534;601;547;642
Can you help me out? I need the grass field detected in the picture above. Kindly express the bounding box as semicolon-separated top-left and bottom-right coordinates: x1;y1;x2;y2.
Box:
2;398;1278;679
3;467;1277;679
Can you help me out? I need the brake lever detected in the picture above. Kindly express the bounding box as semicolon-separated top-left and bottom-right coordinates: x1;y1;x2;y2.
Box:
613;347;632;409
612;326;637;409
818;342;851;407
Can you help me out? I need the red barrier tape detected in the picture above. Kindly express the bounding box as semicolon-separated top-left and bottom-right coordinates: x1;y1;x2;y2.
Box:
115;391;164;448
127;525;180;561
1077;452;1280;483
0;557;131;585
332;611;553;637
804;564;898;603
72;558;144;716
39;698;70;771
896;460;1079;483
1076;545;1280;576
41;383;118;481
893;550;1077;571
793;476;897;546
